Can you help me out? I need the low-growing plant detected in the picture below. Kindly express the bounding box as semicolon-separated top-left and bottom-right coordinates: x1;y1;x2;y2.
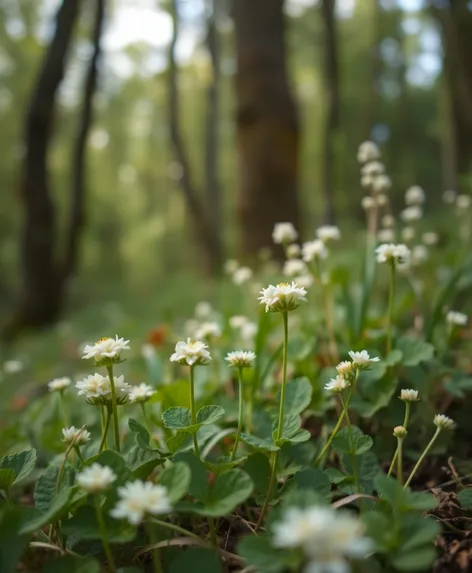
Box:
1;142;472;573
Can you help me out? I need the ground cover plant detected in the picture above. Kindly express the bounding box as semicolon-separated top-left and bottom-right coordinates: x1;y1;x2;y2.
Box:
1;142;472;573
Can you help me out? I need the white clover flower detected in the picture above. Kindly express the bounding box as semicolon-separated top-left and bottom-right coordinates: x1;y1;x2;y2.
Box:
77;463;117;493
194;301;212;319
294;274;314;289
400;205;423;222
434;414;455;430
258;282;307;313
375;243;410;264
361;175;375;189
232;266;253;285
62;426;91;446
348;350;380;368
377;228;395;243
224;259;239;275
48;377;71;392
375;193;388;207
76;374;130;404
286;243;301;259
170;338;211;366
195;321;222;340
302;240;328;263
405;185;426;206
400;389;419;402
422;232;438;246
129;383;155;404
325;375;350;393
82;336;130;364
336;361;355;379
272;506;372;572
2;360;23;374
443;189;456;204
381;214;395;228
283;259;307;277
111;480;172;525
446;311;468;326
411;245;429;266
229;315;248;329
401;227;415;242
361;160;385;177
272;222;298;244
225;350;256;368
316;225;341;243
456;194;471;210
371;174;391;193
361;196;376;211
393;426;407;439
357;141;380;164
241;321;257;340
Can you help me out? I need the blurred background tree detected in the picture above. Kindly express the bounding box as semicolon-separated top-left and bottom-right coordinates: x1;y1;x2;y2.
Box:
0;0;468;338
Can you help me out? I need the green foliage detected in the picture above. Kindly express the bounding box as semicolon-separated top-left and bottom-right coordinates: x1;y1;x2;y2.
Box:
159;461;191;503
43;555;100;573
238;535;294;573
0;449;36;486
333;426;373;455
275;378;312;416
61;505;136;543
396;337;435;367
34;463;75;512
162;405;224;433
169;548;222;573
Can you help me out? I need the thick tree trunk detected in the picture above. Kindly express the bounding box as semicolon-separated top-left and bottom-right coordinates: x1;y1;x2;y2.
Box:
320;0;339;225
63;0;105;283
168;0;221;274
233;0;300;257
8;0;81;336
204;0;223;267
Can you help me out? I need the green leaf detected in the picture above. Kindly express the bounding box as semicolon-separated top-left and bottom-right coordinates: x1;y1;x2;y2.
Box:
401;515;441;552
173;452;209;500
396;337;434;367
0;449;37;485
374;474;438;512
61;505;136;543
20;488;74;534
43;555;100;573
169;548;222;573
0;469;15;490
458;488;472;510
293;468;331;497
35;464;75;513
196;405;225;426
240;433;279;452
204;455;247;476
238;535;290;573
391;547;436;571
244;454;271;494
332;426;373;455
89;450;133;484
127;447;165;479
159;462;191;503
0;507;30;573
162;407;193;431
128;418;152;450
275;378;312;416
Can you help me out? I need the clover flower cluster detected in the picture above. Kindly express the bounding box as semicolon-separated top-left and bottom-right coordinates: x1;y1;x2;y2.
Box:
325;351;380;393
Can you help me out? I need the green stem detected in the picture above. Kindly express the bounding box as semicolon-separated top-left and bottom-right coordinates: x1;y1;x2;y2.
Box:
388;402;411;477
189;366;199;458
276;312;289;442
106;365;120;452
255;450;277;532
150;517;202;540
231;368;244;461
340;394;360;493
404;428;441;488
100;405;106;435
74;446;85;466
386;259;396;354
99;406;112;453
146;520;163;573
397;438;404;485
208;516;217;545
58;391;69;427
314;409;346;466
96;498;116;572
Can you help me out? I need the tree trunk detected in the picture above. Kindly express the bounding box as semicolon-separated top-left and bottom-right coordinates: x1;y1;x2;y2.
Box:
233;0;300;257
204;0;223;267
7;0;81;337
320;0;339;225
168;0;221;274
63;0;105;283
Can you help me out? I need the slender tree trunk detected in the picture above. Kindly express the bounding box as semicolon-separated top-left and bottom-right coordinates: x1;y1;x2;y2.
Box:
320;0;339;224
204;0;223;267
63;0;105;283
6;0;81;337
233;0;300;257
168;0;221;274
363;0;381;139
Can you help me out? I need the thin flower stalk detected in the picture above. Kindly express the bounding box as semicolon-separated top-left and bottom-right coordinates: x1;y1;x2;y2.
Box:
231;367;244;461
386;258;396;354
96;497;116;572
106;365;121;452
340;394;360;493
146;520;163;573
388;402;411;477
99;406;112;453
255;311;289;531
404;427;441;488
396;436;404;485
189;365;199;458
